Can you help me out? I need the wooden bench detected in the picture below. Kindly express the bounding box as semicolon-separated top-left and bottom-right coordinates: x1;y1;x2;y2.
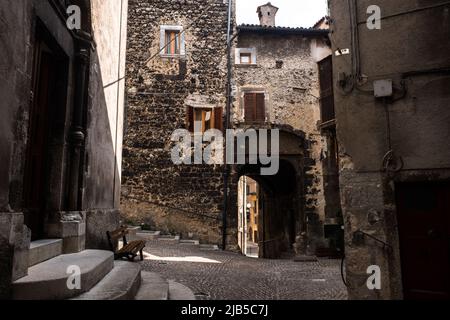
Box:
106;226;146;261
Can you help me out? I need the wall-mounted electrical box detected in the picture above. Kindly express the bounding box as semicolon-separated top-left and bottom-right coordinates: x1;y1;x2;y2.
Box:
373;79;393;98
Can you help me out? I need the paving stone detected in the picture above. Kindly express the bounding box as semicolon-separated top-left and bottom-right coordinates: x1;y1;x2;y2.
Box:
139;240;348;300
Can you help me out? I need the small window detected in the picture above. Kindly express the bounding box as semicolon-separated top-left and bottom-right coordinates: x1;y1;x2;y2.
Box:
165;30;180;55
187;106;223;133
240;53;252;64
244;92;266;123
235;48;257;65
194;108;212;133
160;25;185;57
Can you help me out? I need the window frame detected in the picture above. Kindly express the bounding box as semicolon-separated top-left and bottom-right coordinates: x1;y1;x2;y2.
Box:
235;48;257;66
186;106;223;134
160;25;185;58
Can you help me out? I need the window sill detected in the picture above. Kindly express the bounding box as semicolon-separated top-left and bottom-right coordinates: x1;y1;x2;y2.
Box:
235;64;258;68
160;54;186;59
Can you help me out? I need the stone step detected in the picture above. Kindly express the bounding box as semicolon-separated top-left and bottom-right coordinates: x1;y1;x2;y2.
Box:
126;226;142;236
135;271;169;300
199;244;219;251
132;231;161;241
72;261;141;300
13;250;114;300
168;280;196;300
179;240;200;245
157;235;180;242
28;239;63;267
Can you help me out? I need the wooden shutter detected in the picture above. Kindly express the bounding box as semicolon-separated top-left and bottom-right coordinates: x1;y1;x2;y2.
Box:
186;106;194;132
318;56;335;123
244;93;256;122
255;93;265;122
214;107;223;131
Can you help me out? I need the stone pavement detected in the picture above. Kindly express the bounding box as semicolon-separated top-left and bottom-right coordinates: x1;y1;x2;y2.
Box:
139;240;348;300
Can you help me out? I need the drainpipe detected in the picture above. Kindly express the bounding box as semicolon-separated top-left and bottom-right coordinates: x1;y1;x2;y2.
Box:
222;0;234;250
68;46;89;211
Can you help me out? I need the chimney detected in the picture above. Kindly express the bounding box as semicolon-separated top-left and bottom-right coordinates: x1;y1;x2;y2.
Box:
257;2;279;27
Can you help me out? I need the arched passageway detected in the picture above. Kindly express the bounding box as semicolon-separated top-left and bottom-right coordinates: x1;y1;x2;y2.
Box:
236;159;302;259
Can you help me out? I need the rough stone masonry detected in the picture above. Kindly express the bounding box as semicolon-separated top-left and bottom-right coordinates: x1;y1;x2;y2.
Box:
122;0;230;245
122;0;332;254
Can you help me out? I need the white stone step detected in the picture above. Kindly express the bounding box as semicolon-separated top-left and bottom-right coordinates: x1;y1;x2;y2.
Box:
72;261;141;300
180;240;200;245
199;244;219;251
28;239;63;267
134;271;169;300
126;226;142;236
132;231;161;241
13;250;114;300
157;235;180;242
168;280;196;300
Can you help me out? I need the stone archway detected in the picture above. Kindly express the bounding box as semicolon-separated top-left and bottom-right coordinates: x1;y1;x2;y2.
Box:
228;128;307;259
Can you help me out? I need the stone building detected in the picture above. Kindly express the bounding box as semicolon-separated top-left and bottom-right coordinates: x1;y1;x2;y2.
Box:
230;3;334;257
0;0;128;299
121;0;231;245
330;0;450;299
122;1;336;259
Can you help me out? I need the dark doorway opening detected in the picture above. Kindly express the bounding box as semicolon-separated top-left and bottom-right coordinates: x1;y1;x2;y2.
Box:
237;159;300;259
23;22;69;240
395;181;450;300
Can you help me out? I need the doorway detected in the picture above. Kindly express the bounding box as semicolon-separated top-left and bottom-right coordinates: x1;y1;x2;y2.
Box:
236;159;300;259
395;181;450;300
23;23;68;240
238;176;260;258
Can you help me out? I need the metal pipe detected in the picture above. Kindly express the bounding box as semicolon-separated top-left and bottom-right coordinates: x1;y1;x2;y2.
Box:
222;0;234;250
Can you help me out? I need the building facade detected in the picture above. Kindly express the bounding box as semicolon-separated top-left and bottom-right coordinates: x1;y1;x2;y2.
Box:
122;0;231;245
330;0;450;299
0;0;127;298
231;4;334;257
122;1;337;259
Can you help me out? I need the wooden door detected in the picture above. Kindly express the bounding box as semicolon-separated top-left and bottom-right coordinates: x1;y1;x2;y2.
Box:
395;182;450;300
23;42;56;240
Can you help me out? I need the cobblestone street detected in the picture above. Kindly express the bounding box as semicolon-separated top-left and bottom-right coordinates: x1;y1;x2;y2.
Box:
140;241;348;300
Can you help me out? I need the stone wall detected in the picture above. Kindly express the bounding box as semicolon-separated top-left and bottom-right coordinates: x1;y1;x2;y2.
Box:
330;0;450;299
121;0;231;244
233;30;331;253
0;0;127;297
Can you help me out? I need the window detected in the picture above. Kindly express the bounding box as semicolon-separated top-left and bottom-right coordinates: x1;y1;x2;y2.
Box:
235;48;256;65
160;25;185;57
240;53;251;64
165;30;180;55
186;106;223;133
244;93;266;123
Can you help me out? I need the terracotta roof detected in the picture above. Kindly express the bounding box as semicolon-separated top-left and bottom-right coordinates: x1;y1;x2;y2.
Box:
237;24;329;36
